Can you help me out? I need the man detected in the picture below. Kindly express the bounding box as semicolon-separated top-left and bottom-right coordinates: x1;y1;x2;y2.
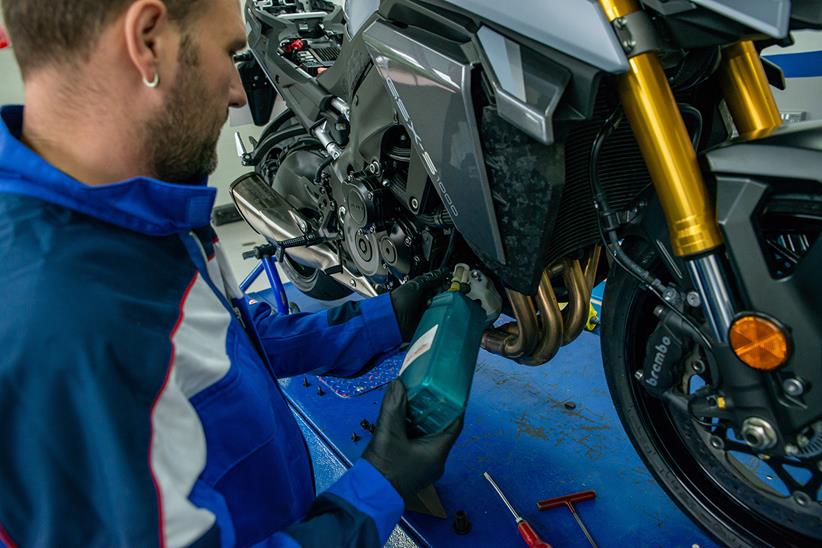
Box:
0;0;463;546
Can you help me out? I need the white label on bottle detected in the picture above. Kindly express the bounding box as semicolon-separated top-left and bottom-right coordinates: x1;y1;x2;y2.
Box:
399;324;439;376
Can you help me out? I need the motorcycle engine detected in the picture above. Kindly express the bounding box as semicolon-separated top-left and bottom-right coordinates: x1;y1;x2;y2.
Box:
336;172;425;288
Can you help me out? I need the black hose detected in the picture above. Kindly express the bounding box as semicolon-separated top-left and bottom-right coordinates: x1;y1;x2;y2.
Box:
249;126;313;166
439;229;458;270
313;155;335;185
588;108;713;349
259;109;297;143
678;103;704;149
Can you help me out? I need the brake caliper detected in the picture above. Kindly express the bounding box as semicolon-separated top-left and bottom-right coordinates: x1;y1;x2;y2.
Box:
642;321;687;397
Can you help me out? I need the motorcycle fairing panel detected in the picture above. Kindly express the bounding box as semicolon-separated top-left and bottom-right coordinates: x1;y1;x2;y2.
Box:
361;20;507;264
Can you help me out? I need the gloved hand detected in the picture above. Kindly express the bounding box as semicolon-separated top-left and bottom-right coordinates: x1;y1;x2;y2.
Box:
390;269;449;342
363;381;464;504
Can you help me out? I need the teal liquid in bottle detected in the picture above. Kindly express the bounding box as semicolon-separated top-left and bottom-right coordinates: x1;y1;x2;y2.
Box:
398;266;498;437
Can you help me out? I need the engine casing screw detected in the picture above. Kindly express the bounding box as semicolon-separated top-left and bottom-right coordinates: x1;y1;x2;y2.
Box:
410;197;420;210
709;436;724;450
691;360;706;374
686;291;701;308
783;377;805;397
634;370;644;381
351;433;361;443
662;287;680;304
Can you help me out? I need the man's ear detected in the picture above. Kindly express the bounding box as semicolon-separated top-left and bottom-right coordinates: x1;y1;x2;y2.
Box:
123;0;171;86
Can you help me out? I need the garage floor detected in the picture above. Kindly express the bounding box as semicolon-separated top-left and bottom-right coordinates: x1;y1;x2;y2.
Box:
246;279;716;548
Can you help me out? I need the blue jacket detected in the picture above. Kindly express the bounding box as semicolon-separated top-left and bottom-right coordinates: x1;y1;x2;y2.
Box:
0;105;404;548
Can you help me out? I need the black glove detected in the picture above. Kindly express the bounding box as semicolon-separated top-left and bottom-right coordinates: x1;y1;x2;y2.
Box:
390;269;449;342
363;381;464;504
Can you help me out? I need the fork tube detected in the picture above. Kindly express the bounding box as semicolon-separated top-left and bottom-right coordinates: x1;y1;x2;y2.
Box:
599;0;735;340
598;0;723;258
719;40;782;139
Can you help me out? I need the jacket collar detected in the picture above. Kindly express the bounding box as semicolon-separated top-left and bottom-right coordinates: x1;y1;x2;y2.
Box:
0;105;216;236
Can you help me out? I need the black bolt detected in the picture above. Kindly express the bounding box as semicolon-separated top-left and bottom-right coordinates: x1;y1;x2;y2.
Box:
303;377;311;388
564;401;577;410
453;510;471;535
351;433;361;443
360;419;371;431
316;387;326;397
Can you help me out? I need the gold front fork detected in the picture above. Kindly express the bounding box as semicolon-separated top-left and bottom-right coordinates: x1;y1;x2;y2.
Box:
719;40;783;139
599;0;722;257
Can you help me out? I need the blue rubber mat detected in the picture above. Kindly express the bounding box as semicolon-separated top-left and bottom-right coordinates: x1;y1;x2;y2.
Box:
255;284;716;548
318;351;405;398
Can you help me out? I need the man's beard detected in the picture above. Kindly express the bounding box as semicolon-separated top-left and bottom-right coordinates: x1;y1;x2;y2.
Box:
143;36;226;184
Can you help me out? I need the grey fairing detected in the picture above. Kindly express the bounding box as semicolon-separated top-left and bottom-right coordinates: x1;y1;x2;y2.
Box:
344;0;379;39
438;0;629;74
362;20;507;264
476;26;570;145
690;0;791;38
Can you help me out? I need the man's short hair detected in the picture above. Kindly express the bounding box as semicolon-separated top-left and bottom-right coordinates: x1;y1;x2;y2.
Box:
1;0;206;77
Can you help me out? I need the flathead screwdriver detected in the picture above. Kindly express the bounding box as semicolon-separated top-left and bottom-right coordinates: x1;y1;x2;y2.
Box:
484;472;552;548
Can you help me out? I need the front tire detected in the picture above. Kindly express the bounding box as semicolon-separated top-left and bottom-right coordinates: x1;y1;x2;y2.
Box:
601;238;821;547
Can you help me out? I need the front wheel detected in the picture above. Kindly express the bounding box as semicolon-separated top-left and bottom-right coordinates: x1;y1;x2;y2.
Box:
601;238;821;547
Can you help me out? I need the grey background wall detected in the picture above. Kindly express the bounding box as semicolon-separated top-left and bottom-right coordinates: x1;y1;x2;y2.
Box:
765;31;822;121
0;4;260;206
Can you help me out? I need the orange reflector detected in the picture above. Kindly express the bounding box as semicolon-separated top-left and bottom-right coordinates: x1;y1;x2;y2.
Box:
729;315;789;371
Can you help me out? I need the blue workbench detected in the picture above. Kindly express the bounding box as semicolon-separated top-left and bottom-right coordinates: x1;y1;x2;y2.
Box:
259;284;716;547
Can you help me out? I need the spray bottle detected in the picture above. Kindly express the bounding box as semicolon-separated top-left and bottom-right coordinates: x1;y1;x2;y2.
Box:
398;264;502;437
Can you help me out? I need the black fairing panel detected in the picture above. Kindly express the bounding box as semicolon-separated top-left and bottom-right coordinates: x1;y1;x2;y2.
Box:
706;120;822;181
706;122;822;433
474;108;566;294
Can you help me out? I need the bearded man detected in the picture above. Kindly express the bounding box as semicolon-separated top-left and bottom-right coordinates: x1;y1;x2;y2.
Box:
0;1;462;546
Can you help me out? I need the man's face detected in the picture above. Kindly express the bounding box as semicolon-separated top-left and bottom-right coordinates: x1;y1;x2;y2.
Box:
144;0;248;183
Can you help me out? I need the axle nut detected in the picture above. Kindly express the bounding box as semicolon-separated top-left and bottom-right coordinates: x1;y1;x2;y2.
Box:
740;417;778;450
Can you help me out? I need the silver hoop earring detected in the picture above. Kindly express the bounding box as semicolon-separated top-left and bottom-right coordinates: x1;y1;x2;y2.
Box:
143;72;160;89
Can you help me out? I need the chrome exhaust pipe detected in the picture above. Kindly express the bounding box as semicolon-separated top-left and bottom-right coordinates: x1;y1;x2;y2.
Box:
229;173;377;297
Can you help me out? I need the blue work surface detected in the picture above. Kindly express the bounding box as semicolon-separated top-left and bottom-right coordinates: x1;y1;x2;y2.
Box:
262;285;716;548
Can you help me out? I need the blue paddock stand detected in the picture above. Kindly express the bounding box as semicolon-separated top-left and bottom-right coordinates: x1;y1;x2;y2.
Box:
241;246;290;315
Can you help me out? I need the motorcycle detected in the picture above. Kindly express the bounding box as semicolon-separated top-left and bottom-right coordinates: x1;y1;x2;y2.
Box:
229;0;822;544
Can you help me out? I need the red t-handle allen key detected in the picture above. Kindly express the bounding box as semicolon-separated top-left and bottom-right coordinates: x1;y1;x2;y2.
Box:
537;490;598;548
